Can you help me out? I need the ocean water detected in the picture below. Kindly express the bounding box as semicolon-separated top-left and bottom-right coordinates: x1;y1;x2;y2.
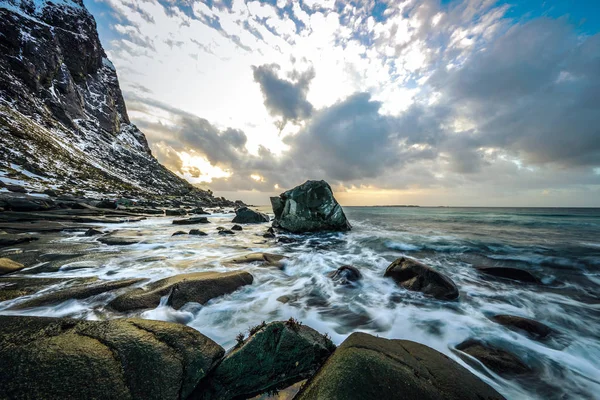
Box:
1;207;599;399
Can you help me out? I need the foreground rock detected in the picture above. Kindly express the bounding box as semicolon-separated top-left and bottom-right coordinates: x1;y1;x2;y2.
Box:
384;257;459;300
194;320;335;399
228;253;287;269
492;315;553;340
0;235;39;247
328;265;362;285
271;180;351;233
232;207;270;224
98;236;139;246
109;271;254;311
476;266;540;283
0;258;26;276
0;316;224;400
0;277;98;302
455;339;532;376
11;278;145;309
173;217;210;225
296;332;504;400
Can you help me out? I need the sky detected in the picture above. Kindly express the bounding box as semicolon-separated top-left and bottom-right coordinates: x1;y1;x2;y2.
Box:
85;0;600;206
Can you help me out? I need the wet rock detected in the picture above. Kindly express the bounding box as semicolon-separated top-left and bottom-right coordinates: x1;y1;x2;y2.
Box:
43;189;58;197
0;316;224;400
0;196;54;212
84;228;103;236
216;226;226;231
0;258;26;276
195;320;335;400
476;266;540;283
232;207;270;224
95;199;117;209
492;315;553;340
296;332;504;400
231;224;243;231
189;229;208;236
6;185;27;193
0;277;97;302
191;207;210;215
98;236;139;246
11;278;145;309
172;231;187;236
228;253;287;269
277;236;297;244
219;229;235;235
262;227;276;238
0;235;39;247
109;271;254;311
328;265;362;285
276;295;292;304
173;217;210;225
384;257;459;300
455;339;532;376
166;209;187;216
270;180;351;233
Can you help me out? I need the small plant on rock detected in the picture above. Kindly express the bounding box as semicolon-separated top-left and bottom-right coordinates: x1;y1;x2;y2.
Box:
248;321;267;336
235;332;245;348
285;317;302;332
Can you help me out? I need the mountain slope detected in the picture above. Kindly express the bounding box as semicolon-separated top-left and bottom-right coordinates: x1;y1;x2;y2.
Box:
0;0;232;205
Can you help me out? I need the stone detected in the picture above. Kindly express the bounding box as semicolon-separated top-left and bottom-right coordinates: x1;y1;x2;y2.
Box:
43;189;58;197
232;207;270;224
0;277;97;302
295;332;505;400
194;320;335;400
173;217;210;225
270;180;351;233
455;339;532;376
189;229;208;236
0;316;224;400
98;236;139;246
219;229;235;235
476;266;540;283
172;231;187;236
0;196;54;211
228;253;287;269
166;209;187;216
95;199;117;209
328;265;362;285
10;278;145;309
231;224;243;231
191;208;210;215
109;271;254;311
384;257;459;300
84;228;103;236
277;236;297;244
491;315;553;340
6;185;27;193
0;258;26;276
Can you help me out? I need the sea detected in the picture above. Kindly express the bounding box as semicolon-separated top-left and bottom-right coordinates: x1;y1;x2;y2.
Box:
1;206;599;399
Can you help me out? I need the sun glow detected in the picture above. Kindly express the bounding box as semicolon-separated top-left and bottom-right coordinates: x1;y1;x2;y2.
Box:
178;151;231;183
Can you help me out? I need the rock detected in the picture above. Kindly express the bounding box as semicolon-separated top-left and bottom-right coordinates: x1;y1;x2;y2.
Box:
277;236;296;244
109;271;254;311
98;236;139;246
296;332;505;400
231;224;243;231
455;339;532;376
189;229;208;236
262;227;276;238
0;235;39;247
95;199;117;209
0;196;54;211
328;265;362;285
84;228;103;236
232;207;270;224
6;185;27;193
0;277;97;302
0;316;224;400
191;207;210;215
43;189;58;197
219;229;235;235
384;257;459;300
10;278;145;309
173;217;210;225
228;253;287;269
276;295;292;304
195;320;335;400
491;315;553;340
172;231;187;236
0;258;26;276
476;266;540;283
166;209;187;216
270;180;351;233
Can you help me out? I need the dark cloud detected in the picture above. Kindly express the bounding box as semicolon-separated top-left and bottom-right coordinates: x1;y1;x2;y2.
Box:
252;63;314;128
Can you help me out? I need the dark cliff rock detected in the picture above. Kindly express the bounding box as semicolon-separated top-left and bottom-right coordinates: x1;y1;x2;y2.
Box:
0;0;237;206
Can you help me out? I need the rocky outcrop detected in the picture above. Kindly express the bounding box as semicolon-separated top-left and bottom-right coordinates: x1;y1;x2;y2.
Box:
270;180;351;233
455;339;532;376
0;257;25;275
328;265;362;285
491;315;553;340
0;316;224;400
195;320;335;400
109;271;254;311
476;266;540;283
231;207;270;224
384;257;459;300
295;332;505;400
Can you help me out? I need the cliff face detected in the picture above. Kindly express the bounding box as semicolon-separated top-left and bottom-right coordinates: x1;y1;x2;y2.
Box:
0;0;231;204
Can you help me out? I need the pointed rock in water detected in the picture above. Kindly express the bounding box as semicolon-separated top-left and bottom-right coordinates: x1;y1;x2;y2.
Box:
194;320;335;400
108;271;254;311
0;258;26;276
270;180;351;233
84;228;103;236
328;265;362;285
295;332;504;400
491;315;553;340
231;207;270;224
384;257;459;300
0;316;224;400
173;217;210;225
172;231;187;236
231;224;243;231
455;339;532;376
189;229;208;236
476;266;540;283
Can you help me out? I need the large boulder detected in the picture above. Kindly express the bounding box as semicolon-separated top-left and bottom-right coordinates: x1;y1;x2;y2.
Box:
0;316;224;400
232;207;270;224
455;339;532;376
109;271;254;311
194;320;335;399
0;257;26;276
295;332;504;400
384;257;459;300
270;180;351;233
